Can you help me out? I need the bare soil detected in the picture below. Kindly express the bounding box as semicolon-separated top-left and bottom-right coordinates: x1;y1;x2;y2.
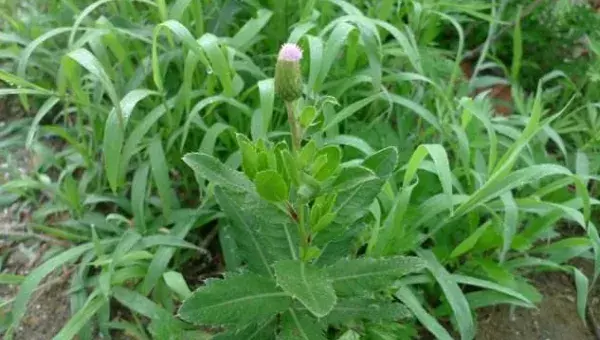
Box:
477;268;600;340
0;236;72;340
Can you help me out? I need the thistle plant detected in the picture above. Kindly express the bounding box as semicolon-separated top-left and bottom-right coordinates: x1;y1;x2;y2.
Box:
178;44;426;339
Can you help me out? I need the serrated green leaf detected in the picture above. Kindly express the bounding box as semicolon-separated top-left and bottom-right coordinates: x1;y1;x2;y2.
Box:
279;309;326;340
178;273;291;327
213;317;277;340
325;298;410;324
274;260;336;317
183;153;252;190
214;186;298;276
326;256;425;296
331;177;384;226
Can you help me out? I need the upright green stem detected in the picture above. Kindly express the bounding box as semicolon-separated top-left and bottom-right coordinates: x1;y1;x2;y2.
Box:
285;100;309;259
298;203;310;261
285;101;302;152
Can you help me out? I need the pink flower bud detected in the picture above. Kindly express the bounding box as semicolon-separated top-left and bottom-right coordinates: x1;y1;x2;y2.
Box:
275;43;304;102
278;43;303;62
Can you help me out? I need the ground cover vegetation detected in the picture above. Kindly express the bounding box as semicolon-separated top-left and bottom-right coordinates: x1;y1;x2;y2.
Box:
0;0;599;339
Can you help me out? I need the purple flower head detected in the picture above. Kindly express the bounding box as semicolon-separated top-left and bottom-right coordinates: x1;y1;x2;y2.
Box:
278;43;303;62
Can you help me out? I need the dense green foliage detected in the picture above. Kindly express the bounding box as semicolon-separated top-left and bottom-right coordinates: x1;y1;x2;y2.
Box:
0;0;599;339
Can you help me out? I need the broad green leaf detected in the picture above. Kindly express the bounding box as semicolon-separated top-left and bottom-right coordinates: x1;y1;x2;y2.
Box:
330;166;378;192
214;186;298;276
325;297;410;324
274;260;336;317
279;309;326;340
254;170;289;202
332;177;384;226
213;317;277;340
362;146;398;179
183;152;252;190
313;146;342;181
326;256;425;296
178;273;291;326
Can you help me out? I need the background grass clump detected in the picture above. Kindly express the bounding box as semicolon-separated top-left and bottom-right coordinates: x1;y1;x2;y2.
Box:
0;0;599;339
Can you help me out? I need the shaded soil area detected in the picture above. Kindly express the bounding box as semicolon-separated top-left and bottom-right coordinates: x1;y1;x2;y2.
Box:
477;269;600;340
0;237;72;340
10;282;71;340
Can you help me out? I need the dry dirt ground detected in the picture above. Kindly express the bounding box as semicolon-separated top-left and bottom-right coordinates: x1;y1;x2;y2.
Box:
0;99;73;339
477;268;600;340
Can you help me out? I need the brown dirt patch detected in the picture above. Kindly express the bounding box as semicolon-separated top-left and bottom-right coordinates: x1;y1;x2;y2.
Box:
12;281;71;340
477;269;599;340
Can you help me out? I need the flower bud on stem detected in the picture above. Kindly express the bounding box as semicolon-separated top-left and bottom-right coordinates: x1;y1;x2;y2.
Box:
275;43;304;153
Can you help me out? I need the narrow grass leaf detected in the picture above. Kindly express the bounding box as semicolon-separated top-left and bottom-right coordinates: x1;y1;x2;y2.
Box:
418;249;474;340
322;93;380;131
149;138;175;219
163;271;192;300
395;286;453;340
105;89;159;192
26;96;60;149
53;292;108;340
230;9;272;51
